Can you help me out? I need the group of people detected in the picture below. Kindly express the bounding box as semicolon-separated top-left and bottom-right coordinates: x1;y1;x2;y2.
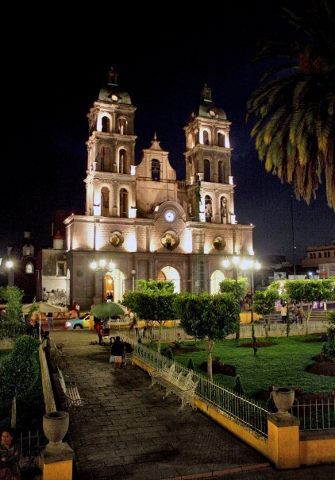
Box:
280;301;305;324
0;428;20;480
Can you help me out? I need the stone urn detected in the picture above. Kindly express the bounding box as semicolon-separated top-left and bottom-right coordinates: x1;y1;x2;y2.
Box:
43;411;69;452
272;387;295;416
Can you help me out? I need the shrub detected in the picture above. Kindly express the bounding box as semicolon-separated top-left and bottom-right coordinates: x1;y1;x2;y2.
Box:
163;347;174;360
321;312;335;361
187;358;194;370
233;374;244;396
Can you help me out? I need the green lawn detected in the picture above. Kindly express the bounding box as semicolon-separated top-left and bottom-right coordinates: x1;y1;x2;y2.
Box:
171;336;335;398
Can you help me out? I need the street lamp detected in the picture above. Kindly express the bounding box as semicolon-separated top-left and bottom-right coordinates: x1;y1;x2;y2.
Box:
131;269;136;291
5;259;14;287
222;255;261;338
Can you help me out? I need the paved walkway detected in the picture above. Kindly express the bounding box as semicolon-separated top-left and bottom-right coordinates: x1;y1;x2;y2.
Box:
50;331;335;480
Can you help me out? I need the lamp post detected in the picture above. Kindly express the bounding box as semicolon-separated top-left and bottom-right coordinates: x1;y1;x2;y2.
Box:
90;259;116;302
5;259;14;287
222;255;261;339
131;269;136;291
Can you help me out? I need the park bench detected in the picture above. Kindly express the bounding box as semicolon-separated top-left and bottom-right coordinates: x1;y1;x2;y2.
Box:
149;363;198;409
57;368;84;408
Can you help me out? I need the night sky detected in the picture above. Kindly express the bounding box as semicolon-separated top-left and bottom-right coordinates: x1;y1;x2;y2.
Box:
2;1;334;262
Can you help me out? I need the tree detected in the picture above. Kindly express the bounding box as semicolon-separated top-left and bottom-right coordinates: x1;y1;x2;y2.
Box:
0;286;25;341
0;286;24;323
253;289;279;337
219;278;248;303
0;335;40;427
247;0;335;210
220;277;248;342
285;279;335;334
123;280;177;352
176;293;239;380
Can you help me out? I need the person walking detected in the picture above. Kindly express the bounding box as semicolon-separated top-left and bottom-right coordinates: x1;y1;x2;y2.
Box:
46;312;54;331
280;302;288;323
110;336;124;369
94;317;103;345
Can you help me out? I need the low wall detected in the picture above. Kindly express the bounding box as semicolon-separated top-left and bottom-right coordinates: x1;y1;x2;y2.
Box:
39;341;57;413
133;355;335;469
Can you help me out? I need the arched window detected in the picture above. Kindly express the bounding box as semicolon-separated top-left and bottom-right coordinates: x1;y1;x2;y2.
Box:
101;187;110;216
151;159;160;181
120;188;128;217
100;146;111;171
25;262;34;274
204;159;210;182
218;161;224;183
118;118;127;134
205;195;212;222
220;196;228;224
203;130;209;145
101;116;110;132
218;132;225;147
119;149;127;174
210;270;225;294
157;266;180;293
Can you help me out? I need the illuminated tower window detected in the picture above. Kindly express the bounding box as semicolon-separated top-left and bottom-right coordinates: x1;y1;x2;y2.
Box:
218;132;225;147
204;159;210;182
218;161;224;183
120;188;128;217
151;159;160;181
101;116;110;132
25;262;34;274
101;188;110;216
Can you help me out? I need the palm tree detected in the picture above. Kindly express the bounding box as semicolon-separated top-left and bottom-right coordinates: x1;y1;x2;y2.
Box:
247;0;335;210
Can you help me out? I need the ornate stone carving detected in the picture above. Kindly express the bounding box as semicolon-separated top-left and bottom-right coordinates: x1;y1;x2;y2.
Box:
213;236;226;250
109;231;124;247
161;231;179;250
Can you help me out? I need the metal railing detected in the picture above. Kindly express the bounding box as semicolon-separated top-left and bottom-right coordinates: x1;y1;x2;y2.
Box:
18;430;46;474
291;399;335;430
133;342;269;437
128;336;335;435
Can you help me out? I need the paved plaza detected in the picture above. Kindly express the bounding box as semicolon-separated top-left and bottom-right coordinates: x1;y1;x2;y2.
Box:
50;330;335;480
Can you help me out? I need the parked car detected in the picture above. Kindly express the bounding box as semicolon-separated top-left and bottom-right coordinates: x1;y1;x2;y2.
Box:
65;312;92;330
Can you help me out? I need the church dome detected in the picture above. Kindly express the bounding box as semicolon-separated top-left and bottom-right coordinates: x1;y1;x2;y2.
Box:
98;67;132;105
192;84;227;120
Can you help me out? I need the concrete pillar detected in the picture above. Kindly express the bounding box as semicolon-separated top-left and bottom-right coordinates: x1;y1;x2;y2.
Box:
40;443;74;480
268;413;300;469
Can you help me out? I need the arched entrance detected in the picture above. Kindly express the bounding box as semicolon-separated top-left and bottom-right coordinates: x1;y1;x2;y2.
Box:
210;270;225;294
103;269;125;302
157;266;180;293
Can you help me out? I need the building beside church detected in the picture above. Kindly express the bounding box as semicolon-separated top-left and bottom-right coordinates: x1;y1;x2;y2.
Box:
65;69;254;308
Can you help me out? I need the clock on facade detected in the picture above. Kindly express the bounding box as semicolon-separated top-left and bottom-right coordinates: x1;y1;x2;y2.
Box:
164;210;175;222
111;94;119;102
209;109;216;117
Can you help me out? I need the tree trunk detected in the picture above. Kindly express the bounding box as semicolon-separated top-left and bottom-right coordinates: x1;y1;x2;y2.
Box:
305;303;312;336
207;339;215;380
11;395;17;428
157;323;162;353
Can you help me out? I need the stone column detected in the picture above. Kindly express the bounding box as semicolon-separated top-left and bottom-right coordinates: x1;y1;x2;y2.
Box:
267;413;300;469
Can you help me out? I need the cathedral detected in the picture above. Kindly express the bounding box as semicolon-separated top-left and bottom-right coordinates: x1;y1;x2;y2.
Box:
65;69;254;308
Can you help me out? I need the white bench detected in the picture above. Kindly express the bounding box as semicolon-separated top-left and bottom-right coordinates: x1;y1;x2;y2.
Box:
58;368;83;407
150;363;198;409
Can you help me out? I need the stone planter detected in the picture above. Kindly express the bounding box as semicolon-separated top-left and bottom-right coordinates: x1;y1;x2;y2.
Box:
43;411;69;452
272;387;295;416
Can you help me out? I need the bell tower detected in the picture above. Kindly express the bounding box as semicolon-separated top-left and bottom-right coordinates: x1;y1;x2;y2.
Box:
184;85;236;224
85;68;137;218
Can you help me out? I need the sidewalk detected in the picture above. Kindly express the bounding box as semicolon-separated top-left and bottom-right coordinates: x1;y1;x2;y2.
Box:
50;330;335;480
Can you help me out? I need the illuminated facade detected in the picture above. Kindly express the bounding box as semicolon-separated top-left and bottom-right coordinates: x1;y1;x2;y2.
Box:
65;69;254;308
